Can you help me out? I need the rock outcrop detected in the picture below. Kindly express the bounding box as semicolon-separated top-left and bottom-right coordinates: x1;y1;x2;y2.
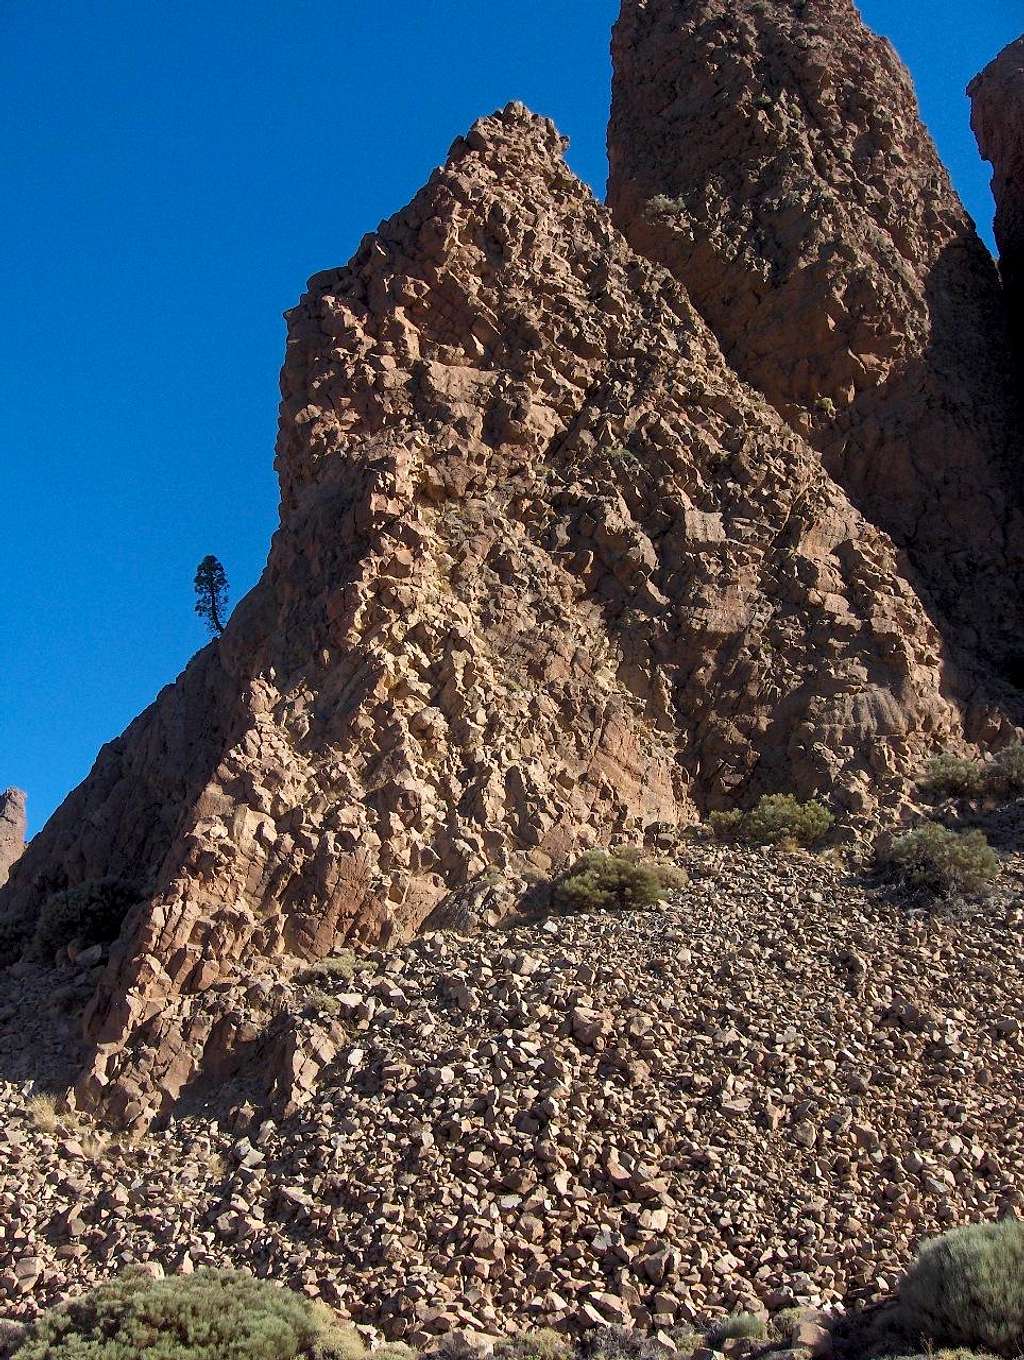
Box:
608;0;1024;660
0;792;26;892
3;7;1024;1126
970;36;1024;341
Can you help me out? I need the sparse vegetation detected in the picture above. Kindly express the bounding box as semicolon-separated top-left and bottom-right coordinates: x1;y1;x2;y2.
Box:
15;1267;366;1360
878;822;999;898
897;1222;1024;1357
985;743;1024;801
30;878;143;963
917;743;1024;804
708;794;833;848
300;950;357;985
708;1312;768;1349
919;753;986;799
552;850;683;914
494;1330;572;1360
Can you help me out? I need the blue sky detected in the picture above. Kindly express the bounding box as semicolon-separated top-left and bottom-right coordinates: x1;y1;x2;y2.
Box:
2;1;1021;837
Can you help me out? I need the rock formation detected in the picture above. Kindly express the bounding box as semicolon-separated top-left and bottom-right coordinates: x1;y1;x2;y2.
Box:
970;36;1024;341
2;6;1023;1126
608;0;1024;660
0;791;26;891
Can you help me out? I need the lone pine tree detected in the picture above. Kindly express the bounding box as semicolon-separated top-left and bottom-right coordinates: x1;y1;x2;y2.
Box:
193;555;229;636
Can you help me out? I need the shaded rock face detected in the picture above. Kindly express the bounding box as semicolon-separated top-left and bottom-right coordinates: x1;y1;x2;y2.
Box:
608;0;1024;659
970;36;1024;343
3;7;1024;1125
0;790;26;891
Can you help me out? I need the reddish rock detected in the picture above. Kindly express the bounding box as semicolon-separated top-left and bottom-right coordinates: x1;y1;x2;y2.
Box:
0;790;25;892
609;0;1024;658
3;16;1024;1126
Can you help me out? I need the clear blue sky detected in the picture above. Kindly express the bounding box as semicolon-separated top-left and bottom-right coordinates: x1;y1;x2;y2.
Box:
2;1;1021;837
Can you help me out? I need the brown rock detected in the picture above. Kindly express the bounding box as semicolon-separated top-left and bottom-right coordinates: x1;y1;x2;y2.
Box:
609;0;1024;658
0;790;26;893
3;16;1024;1127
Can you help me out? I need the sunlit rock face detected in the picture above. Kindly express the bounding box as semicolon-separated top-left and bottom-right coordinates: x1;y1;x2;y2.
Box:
5;7;1024;1126
609;0;1024;661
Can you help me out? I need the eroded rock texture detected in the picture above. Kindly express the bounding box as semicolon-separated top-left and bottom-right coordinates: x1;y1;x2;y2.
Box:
609;0;1024;657
5;0;1024;1125
2;103;1008;1124
970;36;1024;340
0;790;26;891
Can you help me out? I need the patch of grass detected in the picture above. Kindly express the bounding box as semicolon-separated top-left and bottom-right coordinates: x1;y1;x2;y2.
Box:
708;794;832;848
708;1313;768;1349
369;1347;417;1360
304;988;342;1017
15;1267;366;1360
897;1222;1024;1356
770;1307;806;1341
878;823;999;898
494;1330;572;1360
26;1093;59;1134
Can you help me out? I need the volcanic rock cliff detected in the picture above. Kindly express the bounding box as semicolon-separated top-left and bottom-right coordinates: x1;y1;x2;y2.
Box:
608;0;1024;659
970;36;1024;346
2;3;1023;1126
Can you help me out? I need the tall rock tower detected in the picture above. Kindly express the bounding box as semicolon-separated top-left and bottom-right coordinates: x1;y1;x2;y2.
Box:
970;36;1024;348
0;789;26;890
608;0;1024;661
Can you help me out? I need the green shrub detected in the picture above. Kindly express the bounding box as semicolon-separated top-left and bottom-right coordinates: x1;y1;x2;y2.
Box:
708;795;832;848
919;753;985;799
31;878;143;962
770;1308;806;1342
707;809;744;842
898;1222;1024;1356
300;951;356;985
708;1313;767;1349
878;823;999;897
552;852;673;914
494;1331;571;1360
985;744;1024;801
15;1267;365;1360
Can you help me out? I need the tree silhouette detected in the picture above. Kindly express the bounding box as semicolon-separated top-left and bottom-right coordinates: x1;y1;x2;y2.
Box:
193;555;229;636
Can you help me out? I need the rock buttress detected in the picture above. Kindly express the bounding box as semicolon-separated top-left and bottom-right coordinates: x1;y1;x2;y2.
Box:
609;0;1024;662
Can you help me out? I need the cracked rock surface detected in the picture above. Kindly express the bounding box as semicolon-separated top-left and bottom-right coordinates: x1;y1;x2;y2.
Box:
2;6;1024;1128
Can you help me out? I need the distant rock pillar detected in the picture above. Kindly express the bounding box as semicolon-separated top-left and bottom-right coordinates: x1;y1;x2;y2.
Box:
970;37;1024;346
0;789;27;889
